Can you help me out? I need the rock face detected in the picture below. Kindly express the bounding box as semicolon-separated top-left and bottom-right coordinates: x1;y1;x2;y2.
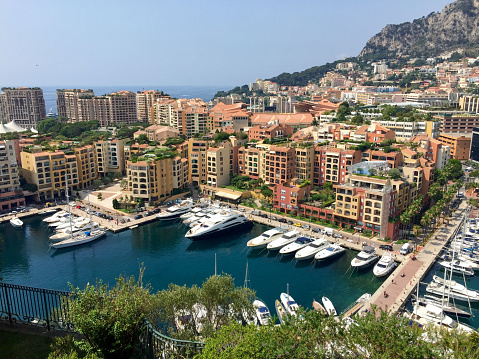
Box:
360;0;479;58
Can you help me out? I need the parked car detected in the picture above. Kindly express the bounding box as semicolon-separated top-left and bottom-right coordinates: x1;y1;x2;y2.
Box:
270;216;277;221
106;215;113;220
152;208;161;214
332;233;343;239
239;207;246;212
278;218;287;223
379;244;393;251
287;220;293;225
145;212;154;217
294;222;302;227
134;214;143;220
260;213;268;218
302;224;310;230
312;227;320;233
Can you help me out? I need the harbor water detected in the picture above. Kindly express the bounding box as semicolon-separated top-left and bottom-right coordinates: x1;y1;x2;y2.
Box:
2;214;386;315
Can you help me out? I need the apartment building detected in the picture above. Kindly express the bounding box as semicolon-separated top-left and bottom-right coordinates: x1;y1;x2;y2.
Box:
352;124;395;143
238;147;261;179
172;157;188;189
21;148;80;202
437;113;479;134
136;90;170;123
208;102;249;131
373;120;441;139
0;87;46;129
95;139;127;175
124;157;173;205
410;134;450;170
265;145;295;185
103;91;137;126
294;146;315;182
248;123;293;141
177;106;208;138
188;139;208;185
137;125;180;141
206;142;234;188
406;93;450;106
273;179;312;214
313;147;361;187
362;150;402;168
0;140;24;210
437;133;471;160
73;145;98;188
56;89;95;122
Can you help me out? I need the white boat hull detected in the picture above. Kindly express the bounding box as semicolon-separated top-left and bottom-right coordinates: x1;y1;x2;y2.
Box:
51;230;106;249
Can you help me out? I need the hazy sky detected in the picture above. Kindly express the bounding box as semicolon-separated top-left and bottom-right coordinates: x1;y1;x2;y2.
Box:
0;0;452;87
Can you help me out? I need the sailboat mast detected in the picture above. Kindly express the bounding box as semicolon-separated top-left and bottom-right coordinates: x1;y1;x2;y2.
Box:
65;174;73;239
215;253;217;276
244;261;249;288
88;190;92;229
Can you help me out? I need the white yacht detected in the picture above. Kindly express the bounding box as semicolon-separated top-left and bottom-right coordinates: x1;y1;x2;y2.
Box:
185;210;251;240
295;238;329;260
280;236;315;255
267;230;299;251
247;228;284;249
414;296;471;318
49;223;100;241
438;260;474;276
253;299;271;326
280;293;300;317
426;282;479;302
42;210;67;223
10;216;23;228
432;275;479;301
51;229;107;249
179;206;203;220
373;253;397;277
351;246;379;268
315;243;346;261
411;303;475;333
322;296;337;316
54;217;88;230
156;198;194;220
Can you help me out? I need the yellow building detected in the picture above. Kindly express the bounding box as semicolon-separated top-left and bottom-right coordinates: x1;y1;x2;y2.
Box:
95;138;127;175
188;139;208;185
206;142;234;188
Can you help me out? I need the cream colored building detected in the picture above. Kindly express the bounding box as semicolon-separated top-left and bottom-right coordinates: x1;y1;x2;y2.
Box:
188;139;208;185
95;139;127;175
206;142;234;188
136;90;170;123
56;89;95;122
0;140;24;210
0;87;46;129
294;146;315;182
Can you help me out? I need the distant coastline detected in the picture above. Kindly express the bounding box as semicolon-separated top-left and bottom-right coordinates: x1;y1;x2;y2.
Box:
41;85;229;114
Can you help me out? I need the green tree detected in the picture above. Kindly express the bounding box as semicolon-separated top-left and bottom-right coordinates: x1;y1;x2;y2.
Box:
136;134;149;144
112;198;119;209
388;168;401;179
68;270;159;359
93;179;102;188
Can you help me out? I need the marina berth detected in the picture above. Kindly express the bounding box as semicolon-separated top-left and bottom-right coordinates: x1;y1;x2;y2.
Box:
350;246;379;268
373;253;397;277
267;230;300;251
247;228;284;248
156;198;194;220
314;242;346;261
294;237;329;260
279;236;315;255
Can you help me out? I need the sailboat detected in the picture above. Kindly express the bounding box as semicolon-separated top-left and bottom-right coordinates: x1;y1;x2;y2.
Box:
51;182;106;249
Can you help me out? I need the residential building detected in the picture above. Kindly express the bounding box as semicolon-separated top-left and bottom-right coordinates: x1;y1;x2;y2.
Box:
98;91;137;126
375;120;441;139
206;142;234;188
0;140;24;210
248;123;293;141
188;139;208;185
134;125;180;141
273;179;312;214
95;139;127;175
295;146;315;182
250;113;313;128
0;87;46;129
437;133;471;160
238;147;261;179
314;147;362;186
177;105;208;138
136;90;170;123
436;113;479;134
73;145;98;188
172;157;188;189
56;89;95;122
208;102;249;131
362;149;403;168
265;145;295;185
352;123;395;143
21;148;80;202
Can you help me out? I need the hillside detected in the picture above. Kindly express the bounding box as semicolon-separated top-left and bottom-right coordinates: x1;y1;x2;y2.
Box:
360;0;479;59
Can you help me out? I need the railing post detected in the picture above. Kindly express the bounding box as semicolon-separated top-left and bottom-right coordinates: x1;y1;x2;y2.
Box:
147;325;154;359
42;290;51;331
2;283;13;325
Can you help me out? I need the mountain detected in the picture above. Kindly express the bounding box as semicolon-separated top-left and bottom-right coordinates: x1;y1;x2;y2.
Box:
360;0;479;59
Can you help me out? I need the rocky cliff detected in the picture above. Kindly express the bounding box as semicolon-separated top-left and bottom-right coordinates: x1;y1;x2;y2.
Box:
360;0;479;58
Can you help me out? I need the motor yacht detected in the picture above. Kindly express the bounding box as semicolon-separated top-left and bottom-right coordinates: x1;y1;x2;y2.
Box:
156;198;194;220
432;275;479;300
438;260;474;276
411;303;475;333
185;210;251;240
247;228;284;248
10;216;23;228
179;207;203;220
373;253;397;277
43;210;67;223
414;295;471;318
314;243;346;261
253;299;271;326
322;296;337;316
280;293;300;317
426;282;479;302
295;238;329;260
280;236;315;256
266;230;300;251
350;246;379;268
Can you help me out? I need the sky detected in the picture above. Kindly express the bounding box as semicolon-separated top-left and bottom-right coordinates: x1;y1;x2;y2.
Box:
0;0;453;88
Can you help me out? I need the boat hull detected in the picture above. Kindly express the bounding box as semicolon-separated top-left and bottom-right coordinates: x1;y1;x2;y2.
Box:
187;221;253;241
51;231;106;249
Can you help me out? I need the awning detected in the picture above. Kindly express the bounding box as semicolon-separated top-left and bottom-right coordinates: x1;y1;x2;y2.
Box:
214;191;242;201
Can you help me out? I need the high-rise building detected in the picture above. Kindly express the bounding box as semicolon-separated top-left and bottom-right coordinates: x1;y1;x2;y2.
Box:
95;139;127;175
0;87;46;129
0;140;24;210
56;89;95;122
136;90;170;123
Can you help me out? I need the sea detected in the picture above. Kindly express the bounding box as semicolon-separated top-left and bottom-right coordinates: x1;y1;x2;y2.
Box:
42;85;229;114
0;215;385;317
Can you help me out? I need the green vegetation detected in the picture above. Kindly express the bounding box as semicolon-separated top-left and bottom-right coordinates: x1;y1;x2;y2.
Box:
198;307;479;359
229;173;263;191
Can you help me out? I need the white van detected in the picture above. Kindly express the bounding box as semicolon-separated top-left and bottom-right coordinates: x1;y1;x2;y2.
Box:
400;242;412;255
321;228;334;236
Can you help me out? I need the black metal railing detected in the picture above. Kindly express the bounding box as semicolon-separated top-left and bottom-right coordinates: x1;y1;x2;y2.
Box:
0;282;205;358
0;282;74;331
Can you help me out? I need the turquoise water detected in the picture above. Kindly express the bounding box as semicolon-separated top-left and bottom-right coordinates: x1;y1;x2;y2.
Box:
0;214;384;314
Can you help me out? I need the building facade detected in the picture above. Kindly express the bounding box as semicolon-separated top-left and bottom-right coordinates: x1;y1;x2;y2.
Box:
0;87;46;129
437;133;471;160
0;140;24;210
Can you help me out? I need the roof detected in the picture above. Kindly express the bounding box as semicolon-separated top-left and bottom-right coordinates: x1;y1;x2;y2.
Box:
214;191;242;201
